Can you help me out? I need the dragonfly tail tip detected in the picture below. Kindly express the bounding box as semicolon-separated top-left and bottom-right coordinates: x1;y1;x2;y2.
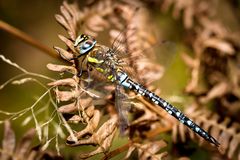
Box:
210;136;220;147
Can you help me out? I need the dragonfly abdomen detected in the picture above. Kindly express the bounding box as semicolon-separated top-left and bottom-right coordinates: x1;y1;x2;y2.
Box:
117;71;220;146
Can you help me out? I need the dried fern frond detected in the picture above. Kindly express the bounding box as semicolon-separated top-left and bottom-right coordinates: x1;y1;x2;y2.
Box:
183;23;240;115
47;62;116;158
0;121;63;160
161;0;240;118
55;1;82;40
48;1;173;159
172;105;240;159
56;0;114;39
161;0;217;29
109;3;164;86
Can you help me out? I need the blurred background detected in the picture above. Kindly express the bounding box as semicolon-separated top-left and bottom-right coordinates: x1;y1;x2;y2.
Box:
0;0;240;160
0;0;66;156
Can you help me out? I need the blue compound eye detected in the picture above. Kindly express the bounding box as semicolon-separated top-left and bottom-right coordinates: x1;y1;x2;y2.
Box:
79;39;96;55
82;41;91;49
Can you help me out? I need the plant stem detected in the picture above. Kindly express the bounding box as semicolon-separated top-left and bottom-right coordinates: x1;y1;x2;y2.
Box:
0;20;60;60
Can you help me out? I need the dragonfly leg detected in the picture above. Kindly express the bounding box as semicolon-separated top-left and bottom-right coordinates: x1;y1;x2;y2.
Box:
83;64;93;89
77;56;86;77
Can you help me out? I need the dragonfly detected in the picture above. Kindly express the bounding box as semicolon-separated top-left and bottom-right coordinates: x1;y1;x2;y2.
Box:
72;34;220;147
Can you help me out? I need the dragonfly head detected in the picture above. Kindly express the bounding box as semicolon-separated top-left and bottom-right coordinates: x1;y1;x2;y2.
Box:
74;34;97;55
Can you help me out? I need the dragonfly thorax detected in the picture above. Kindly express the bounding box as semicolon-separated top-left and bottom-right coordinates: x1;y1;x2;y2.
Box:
75;34;123;82
86;45;123;82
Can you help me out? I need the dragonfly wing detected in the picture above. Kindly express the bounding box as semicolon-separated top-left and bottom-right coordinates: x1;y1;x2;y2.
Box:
110;29;128;57
115;84;129;135
110;28;177;85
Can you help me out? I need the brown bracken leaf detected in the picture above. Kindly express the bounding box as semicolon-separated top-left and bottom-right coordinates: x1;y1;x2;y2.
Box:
0;121;63;160
1;121;15;160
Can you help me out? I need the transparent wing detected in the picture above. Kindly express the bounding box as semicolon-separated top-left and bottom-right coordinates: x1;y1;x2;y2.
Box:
109;28;177;85
115;84;129;135
110;29;128;57
154;40;177;71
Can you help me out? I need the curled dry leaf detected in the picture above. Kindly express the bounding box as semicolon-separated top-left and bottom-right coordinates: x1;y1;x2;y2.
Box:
199;81;229;104
75;115;118;159
58;35;76;53
55;90;81;102
66;108;101;143
47;63;77;75
55;1;82;40
203;38;235;56
57;102;78;113
48;78;78;88
54;46;74;61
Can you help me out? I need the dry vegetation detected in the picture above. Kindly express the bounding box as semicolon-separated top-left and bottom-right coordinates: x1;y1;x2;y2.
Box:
1;0;240;160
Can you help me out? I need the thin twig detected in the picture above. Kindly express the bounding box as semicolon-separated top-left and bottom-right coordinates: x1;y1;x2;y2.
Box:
0;20;60;60
102;142;132;160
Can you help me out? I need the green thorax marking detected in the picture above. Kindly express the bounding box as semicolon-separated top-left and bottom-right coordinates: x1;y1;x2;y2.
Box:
87;56;104;64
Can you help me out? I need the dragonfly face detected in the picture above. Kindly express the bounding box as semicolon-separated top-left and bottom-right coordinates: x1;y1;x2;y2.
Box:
74;34;97;55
